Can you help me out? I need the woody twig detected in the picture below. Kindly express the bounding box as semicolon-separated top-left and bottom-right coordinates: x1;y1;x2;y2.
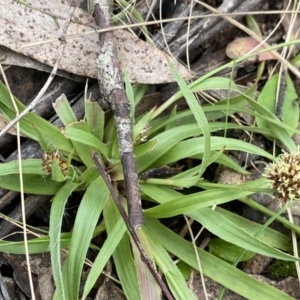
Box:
91;152;174;300
93;1;143;229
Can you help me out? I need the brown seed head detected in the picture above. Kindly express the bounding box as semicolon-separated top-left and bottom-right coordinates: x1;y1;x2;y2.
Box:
263;149;300;204
42;150;69;177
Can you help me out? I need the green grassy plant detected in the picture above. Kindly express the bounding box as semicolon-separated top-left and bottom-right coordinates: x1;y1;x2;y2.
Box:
0;62;299;299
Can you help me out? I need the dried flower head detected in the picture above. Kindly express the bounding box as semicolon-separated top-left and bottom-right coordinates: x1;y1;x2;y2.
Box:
42;150;69;177
263;148;300;204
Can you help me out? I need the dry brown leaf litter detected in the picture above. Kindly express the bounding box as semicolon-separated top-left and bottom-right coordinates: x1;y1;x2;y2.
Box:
0;0;193;84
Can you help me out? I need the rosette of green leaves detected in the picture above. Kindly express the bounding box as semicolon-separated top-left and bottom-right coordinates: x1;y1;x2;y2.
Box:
0;66;298;300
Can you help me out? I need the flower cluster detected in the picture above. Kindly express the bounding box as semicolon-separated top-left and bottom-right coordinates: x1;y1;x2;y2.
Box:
263;149;300;204
42;150;69;177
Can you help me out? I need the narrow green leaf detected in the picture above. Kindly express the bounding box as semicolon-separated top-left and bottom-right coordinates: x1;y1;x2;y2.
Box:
235;87;296;151
0;174;62;195
114;124;206;179
85;99;105;141
134;140;159;160
142;184;297;262
82;218;127;298
154;77;238;115
132;229;161;300
0;233;71;254
152;40;300;119
51;158;67;182
154;136;274;167
0;81;73;153
164;106;177;131
80;165;102;185
53;94;77;126
64;126;109;160
124;68;135;120
256;73;299;137
132;84;148;107
140;176;199;188
170;61;211;177
149;110;193;134
111;135;120;160
239;197;300;236
172;151;249;178
142;227;197;300
50;181;81;300
188;208;300;261
144;178;268;218
215;207;291;251
135;124;209;173
103;116;117;148
145;217;293;300
66;177;109;300
33;124;57;152
104;197;141;300
166;271;197;300
246;15;262;37
291;52;300;67
140;183;183;201
190;77;239;94
0;159;45;176
133;108;154;143
208;238;255;263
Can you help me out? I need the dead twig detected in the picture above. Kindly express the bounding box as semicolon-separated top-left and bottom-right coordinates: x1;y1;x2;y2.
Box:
93;1;143;229
91;152;174;300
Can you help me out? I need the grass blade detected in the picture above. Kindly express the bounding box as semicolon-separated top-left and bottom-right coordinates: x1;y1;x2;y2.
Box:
145;217;293;300
82;218;127;298
65;176;109;299
104;197;141;300
50;181;81;300
170;61;211;177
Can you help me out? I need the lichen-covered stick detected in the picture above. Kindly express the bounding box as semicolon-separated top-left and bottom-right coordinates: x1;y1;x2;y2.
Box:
93;1;143;229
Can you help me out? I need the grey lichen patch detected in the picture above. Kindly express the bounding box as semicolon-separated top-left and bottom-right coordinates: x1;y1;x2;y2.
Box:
119;138;133;155
97;40;123;100
116;117;133;155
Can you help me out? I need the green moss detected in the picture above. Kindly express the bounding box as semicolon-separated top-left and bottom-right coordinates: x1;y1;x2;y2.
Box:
269;259;298;279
